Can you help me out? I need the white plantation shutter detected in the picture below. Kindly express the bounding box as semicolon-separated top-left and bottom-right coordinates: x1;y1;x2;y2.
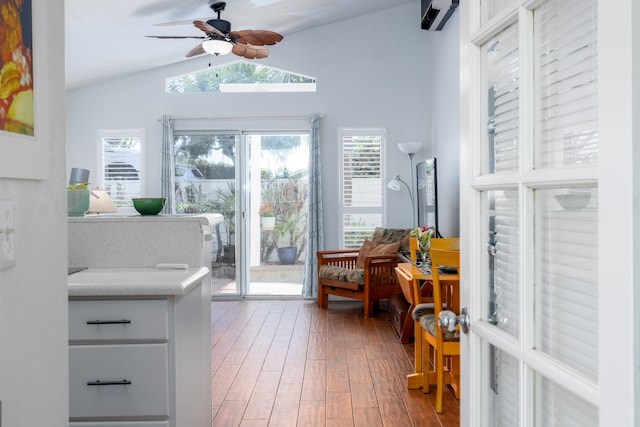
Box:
340;130;384;248
99;130;144;208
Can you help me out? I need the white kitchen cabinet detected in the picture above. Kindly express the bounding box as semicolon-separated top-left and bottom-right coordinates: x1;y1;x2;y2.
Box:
68;216;216;426
70;422;168;427
68;269;211;426
69;343;170;419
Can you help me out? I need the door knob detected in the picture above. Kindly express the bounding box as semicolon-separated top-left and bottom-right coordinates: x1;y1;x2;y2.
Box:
439;310;459;332
439;306;470;334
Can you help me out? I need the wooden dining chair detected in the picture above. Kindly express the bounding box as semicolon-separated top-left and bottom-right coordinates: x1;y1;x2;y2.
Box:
417;247;461;413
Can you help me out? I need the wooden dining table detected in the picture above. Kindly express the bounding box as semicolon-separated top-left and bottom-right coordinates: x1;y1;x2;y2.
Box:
396;262;460;391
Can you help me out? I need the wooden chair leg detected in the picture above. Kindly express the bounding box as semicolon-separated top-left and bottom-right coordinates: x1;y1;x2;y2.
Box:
421;334;432;394
407;320;423;389
364;297;373;318
318;287;328;309
436;346;445;413
413;320;422;374
399;305;414;343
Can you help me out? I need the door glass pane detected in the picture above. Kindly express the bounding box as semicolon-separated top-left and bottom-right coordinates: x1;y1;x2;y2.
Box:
487;189;520;337
483;342;520;427
535;0;598;168
248;133;309;296
535;374;598;427
173;133;239;295
482;0;517;23
535;187;598;380
486;23;520;173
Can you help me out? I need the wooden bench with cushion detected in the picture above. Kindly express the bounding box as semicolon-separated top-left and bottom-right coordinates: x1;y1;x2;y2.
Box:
317;228;411;318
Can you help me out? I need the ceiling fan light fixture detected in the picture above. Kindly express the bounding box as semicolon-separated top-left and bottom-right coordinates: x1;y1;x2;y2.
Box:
202;39;233;56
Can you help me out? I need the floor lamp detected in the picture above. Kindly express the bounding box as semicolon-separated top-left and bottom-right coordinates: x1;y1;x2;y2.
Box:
388;142;423;226
387;175;416;225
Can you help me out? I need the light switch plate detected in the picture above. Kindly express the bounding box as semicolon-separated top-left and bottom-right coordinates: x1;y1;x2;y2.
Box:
0;199;16;270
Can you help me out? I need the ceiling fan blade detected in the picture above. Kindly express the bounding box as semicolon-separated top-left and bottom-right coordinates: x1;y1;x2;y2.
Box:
193;20;226;38
186;43;206;58
146;35;206;39
232;44;269;59
230;30;283;46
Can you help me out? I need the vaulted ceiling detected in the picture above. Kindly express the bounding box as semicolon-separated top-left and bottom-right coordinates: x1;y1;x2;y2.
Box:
65;0;415;89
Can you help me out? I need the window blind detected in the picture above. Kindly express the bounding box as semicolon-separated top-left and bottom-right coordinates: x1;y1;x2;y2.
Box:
536;0;598;168
489;347;520;427
487;23;520;173
533;0;599;386
537;374;598;427
537;188;598;381
491;190;520;338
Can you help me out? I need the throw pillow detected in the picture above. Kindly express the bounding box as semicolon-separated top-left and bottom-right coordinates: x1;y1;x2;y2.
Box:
355;239;401;269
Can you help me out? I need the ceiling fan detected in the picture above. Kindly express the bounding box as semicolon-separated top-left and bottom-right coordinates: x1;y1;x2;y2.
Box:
146;2;284;59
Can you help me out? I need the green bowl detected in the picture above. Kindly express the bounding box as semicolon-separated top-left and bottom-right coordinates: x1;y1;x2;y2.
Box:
132;198;166;215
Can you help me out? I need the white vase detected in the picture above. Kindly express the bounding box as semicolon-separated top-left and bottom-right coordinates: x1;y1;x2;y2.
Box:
261;216;275;230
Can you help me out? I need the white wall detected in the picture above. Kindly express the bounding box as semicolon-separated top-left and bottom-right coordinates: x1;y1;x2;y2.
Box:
430;12;460;238
67;2;461;248
0;0;69;425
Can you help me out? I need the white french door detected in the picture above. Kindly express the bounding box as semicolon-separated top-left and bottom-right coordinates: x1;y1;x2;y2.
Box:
459;1;637;426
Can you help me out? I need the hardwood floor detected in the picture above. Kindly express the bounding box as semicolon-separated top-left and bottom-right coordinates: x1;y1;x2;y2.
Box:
211;299;460;427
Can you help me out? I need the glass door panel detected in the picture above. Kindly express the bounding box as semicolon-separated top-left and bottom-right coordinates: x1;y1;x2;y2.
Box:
485;189;520;338
534;374;598;427
173;132;240;296
486;23;520;174
481;343;520;427
245;133;309;296
534;187;598;380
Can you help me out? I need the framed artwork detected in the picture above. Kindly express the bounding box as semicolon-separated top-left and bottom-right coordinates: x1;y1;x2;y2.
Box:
0;0;49;179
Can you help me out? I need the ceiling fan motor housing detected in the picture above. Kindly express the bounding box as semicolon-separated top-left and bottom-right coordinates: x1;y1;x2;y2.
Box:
206;19;231;36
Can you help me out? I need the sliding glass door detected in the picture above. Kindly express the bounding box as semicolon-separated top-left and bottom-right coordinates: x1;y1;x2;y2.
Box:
172;129;309;298
243;133;309;296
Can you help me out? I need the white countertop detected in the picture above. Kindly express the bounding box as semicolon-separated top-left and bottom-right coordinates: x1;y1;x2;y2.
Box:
68;267;210;297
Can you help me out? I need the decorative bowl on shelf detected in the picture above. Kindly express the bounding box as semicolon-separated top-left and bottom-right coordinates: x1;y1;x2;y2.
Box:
132;198;166;215
555;193;591;210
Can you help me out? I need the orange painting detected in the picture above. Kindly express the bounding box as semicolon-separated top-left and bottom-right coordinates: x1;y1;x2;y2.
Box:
0;0;33;136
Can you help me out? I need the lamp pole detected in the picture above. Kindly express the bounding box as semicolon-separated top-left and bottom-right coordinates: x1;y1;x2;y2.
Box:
396;142;422;227
408;152;416;226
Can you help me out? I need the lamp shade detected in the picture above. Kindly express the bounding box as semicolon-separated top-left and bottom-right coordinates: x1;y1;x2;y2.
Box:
202;39;233;56
397;141;423;155
387;176;402;191
89;189;118;214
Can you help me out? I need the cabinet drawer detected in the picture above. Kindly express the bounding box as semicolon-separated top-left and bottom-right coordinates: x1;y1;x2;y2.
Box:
71;422;169;427
69;344;169;420
69;300;168;341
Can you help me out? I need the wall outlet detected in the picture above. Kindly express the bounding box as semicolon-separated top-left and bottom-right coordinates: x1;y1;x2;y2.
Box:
0;199;16;270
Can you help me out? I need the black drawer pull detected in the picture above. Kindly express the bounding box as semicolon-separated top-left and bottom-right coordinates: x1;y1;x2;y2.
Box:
86;319;131;325
87;379;132;386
